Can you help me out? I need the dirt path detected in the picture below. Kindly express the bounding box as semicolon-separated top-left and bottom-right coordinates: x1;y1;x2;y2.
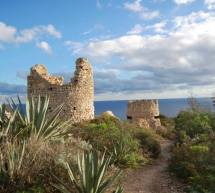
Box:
123;140;185;193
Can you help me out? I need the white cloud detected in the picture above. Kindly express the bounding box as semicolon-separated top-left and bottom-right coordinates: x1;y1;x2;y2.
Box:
174;0;196;4
124;0;143;12
173;11;212;29
16;25;62;43
64;40;83;54
124;0;159;19
146;21;167;33
0;22;61;44
139;10;160;19
45;24;62;38
70;11;215;97
0;22;17;43
127;24;144;34
205;0;215;9
36;41;52;54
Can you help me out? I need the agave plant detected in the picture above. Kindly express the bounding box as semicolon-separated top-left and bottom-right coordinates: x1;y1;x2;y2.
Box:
111;135;131;166
0;141;26;181
8;96;70;141
54;151;123;193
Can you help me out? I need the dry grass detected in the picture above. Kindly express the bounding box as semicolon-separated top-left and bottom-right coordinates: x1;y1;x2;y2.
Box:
0;135;90;193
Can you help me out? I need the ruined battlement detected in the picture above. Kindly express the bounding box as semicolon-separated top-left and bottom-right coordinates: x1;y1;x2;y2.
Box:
27;58;94;123
127;99;161;129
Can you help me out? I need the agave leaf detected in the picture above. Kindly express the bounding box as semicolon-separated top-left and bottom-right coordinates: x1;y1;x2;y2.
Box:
8;97;25;125
52;173;73;193
112;186;123;193
98;170;122;193
7;96;69;141
66;162;82;193
94;157;109;192
4;109;17;136
17;141;26;171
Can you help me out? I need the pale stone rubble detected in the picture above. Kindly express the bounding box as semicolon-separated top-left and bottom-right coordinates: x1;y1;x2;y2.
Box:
101;111;117;118
127;99;161;129
28;58;94;123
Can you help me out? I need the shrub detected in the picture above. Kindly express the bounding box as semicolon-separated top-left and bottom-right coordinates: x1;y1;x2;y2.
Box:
73;116;142;167
135;128;161;158
175;110;213;139
170;109;215;193
158;114;176;139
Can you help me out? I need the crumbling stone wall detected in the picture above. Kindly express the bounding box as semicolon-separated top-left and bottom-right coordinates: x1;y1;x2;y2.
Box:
27;58;94;123
127;99;161;129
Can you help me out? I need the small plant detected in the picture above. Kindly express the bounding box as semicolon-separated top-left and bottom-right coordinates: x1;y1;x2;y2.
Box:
54;151;122;193
0;141;26;182
111;134;141;167
112;137;130;165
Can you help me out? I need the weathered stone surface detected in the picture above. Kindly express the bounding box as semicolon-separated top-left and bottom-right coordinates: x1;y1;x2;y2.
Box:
127;99;161;129
27;58;94;123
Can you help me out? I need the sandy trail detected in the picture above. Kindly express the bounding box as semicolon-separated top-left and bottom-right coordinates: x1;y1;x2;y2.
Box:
123;140;185;193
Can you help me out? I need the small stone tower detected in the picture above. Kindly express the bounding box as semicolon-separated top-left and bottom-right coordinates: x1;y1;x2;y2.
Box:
27;58;94;123
127;99;161;129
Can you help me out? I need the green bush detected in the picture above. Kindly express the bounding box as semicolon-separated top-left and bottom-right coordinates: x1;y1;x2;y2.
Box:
134;127;161;158
170;109;215;193
74;116;141;167
175;110;213;139
158;114;176;139
73;116;161;167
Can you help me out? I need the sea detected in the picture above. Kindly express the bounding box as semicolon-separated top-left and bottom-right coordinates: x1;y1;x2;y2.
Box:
6;97;215;119
95;98;215;119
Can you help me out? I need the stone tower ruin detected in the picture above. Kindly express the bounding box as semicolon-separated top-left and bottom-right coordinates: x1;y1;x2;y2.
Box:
127;99;161;129
27;58;94;123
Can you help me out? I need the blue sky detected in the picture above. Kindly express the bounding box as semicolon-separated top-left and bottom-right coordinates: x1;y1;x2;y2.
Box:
1;0;215;101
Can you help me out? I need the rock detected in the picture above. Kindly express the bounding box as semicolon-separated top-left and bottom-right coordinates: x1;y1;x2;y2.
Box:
31;64;48;76
101;111;116;118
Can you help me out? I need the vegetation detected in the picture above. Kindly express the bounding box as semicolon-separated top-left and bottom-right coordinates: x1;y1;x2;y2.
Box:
54;151;122;193
158;114;176;139
72;115;161;167
170;107;215;193
0;97;92;192
0;96;162;192
8;96;70;141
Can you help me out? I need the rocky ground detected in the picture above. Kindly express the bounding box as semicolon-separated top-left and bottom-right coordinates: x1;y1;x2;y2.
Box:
123;140;185;193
